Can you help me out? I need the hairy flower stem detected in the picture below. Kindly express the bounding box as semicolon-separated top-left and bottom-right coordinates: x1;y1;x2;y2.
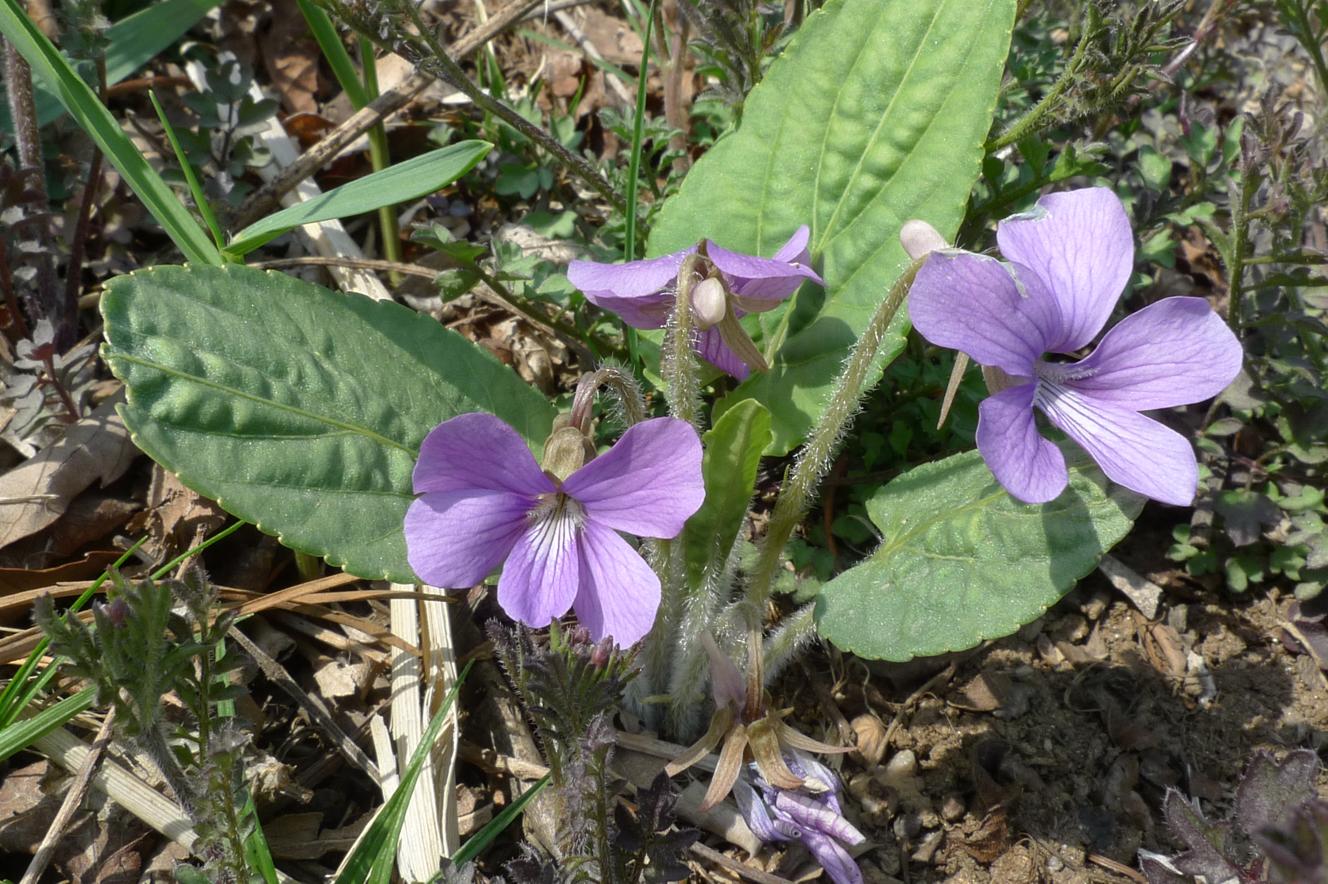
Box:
569;363;647;432
744;260;922;625
762;603;816;687
1227;165;1255;336
985;9;1096;152
138;722;199;819
665;254;702;429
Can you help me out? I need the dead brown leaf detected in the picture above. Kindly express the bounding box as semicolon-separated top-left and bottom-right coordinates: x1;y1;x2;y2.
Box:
126;464;226;562
259;9;321;114
0;397;136;551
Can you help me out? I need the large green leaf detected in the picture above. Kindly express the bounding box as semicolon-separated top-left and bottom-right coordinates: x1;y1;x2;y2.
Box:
225;142;492;257
648;0;1016;453
682;399;772;590
814;446;1143;661
101;265;555;582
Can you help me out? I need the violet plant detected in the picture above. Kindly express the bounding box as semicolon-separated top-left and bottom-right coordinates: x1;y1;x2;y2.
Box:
14;0;1260;879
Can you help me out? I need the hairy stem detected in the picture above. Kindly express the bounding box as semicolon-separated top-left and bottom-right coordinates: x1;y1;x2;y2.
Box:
1226;164;1255;335
985;12;1094;152
664;253;701;428
744;260;921;624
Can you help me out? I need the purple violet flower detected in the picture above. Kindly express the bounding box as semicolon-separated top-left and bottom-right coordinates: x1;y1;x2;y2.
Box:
404;413;704;646
907;187;1243;506
732;749;866;884
567;227;823;379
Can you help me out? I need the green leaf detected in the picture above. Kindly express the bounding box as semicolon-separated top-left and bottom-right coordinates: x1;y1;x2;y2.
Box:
335;662;471;884
682;400;771;589
0;0;221;266
814;446;1142;661
101;265;554;582
648;0;1016;453
225;142;492;257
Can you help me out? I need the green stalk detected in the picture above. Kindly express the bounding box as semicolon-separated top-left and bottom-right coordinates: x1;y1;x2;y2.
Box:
984;9;1095;152
148;90;227;253
358;36;402;274
622;0;661;368
1226;166;1255;335
744;259;922;621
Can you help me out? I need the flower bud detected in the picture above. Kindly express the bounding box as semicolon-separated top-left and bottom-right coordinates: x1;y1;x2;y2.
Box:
541;425;591;481
691;277;728;330
900;219;947;260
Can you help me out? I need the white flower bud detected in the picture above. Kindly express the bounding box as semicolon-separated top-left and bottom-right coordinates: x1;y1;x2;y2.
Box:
691;277;728;330
900;219;947;260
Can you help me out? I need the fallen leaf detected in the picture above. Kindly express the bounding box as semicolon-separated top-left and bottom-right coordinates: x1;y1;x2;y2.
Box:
0;397;136;551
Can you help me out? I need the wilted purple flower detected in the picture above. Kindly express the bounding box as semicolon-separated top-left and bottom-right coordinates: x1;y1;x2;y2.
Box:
908;187;1243;506
733;750;866;884
567;227;822;379
404;413;704;646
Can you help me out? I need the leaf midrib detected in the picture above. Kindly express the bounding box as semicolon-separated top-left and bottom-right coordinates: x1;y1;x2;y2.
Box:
872;484;1109;563
110;351;412;455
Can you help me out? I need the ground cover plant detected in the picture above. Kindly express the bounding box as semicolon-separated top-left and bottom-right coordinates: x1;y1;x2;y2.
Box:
0;0;1324;881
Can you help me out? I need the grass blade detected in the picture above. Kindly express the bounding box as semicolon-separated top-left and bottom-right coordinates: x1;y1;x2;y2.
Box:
0;686;95;764
449;773;551;867
334;660;473;884
224;141;492;258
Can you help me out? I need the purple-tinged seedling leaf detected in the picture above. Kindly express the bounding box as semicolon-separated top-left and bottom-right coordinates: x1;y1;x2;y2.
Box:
1234;749;1320;838
1160;787;1243;882
1253;798;1328;882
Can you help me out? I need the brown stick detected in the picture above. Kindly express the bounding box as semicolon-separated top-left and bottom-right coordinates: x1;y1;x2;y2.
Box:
3;38;61;345
233;0;545;229
20;707;117;884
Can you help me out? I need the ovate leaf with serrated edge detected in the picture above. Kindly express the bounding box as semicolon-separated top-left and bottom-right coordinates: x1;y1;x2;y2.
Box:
682;399;772;590
101;265;555;582
648;0;1016;453
814;446;1142;661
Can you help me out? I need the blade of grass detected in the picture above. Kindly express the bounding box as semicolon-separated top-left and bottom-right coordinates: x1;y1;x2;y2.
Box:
449;773;551;867
0;686;95;764
225;141;491;257
0;0;221;265
148;90;227;253
335;660;473;884
621;0;661;368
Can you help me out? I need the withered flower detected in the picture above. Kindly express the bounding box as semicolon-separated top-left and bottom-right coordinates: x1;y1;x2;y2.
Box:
665;632;847;810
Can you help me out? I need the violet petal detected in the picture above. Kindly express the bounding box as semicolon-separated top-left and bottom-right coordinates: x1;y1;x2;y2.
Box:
563;417;704;537
770;224;813;264
996;187;1134;353
495;508;581;628
404;490;532;587
733;776;787;843
799;829;865;884
707;228;822;302
1037;383;1198;505
567;248;692;329
1061;296;1243;409
413;413;554;497
696;326;750;379
570;520;661;646
908;251;1061;377
976;383;1069;504
772;791;866;847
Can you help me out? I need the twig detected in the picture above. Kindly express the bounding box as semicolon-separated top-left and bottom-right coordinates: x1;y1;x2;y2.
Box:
3;38;61;346
236;0;545;228
63;56;108;341
21;707;117;884
689;841;796;884
554;9;633;104
226;624;382;783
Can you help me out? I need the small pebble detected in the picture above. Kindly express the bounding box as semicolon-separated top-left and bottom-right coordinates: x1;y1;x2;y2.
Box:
910;829;944;863
941;793;966;822
851;712;889;766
